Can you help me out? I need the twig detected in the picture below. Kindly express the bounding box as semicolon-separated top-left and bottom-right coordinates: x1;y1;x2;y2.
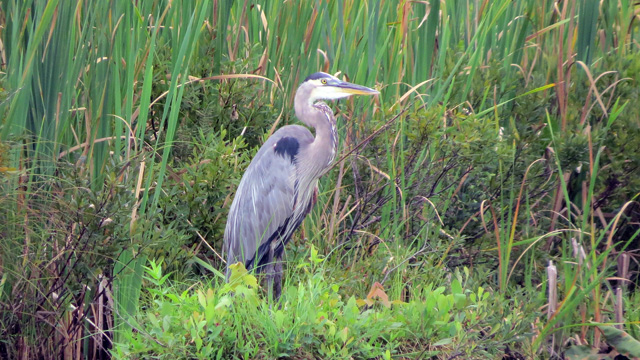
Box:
330;105;412;170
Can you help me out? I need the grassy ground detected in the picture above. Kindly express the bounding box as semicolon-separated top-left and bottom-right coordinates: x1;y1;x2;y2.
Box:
1;0;640;359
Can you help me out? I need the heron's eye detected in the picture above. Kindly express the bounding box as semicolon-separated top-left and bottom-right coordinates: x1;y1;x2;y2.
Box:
321;79;327;85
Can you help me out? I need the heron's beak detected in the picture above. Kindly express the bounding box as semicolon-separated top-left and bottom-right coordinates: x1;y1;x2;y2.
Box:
331;80;379;96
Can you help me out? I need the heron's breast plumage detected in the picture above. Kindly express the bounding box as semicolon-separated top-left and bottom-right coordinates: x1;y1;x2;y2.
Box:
312;102;339;172
327;117;337;166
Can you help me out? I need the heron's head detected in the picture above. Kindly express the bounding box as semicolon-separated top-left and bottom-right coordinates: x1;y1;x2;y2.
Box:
301;72;379;103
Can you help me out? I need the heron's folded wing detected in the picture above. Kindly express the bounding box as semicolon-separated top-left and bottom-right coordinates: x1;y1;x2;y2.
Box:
223;127;311;274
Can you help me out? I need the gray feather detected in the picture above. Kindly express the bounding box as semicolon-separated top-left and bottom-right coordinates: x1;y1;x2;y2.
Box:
223;125;313;278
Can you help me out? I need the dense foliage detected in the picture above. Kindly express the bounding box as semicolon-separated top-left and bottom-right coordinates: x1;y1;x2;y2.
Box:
1;0;639;359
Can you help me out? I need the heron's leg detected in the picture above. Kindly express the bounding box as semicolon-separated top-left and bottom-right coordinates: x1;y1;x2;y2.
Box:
273;253;283;301
265;245;276;302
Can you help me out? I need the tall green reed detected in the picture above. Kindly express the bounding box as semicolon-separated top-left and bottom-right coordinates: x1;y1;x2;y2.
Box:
1;1;212;358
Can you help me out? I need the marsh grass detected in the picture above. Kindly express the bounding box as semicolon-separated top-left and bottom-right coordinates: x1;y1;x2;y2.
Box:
1;0;639;359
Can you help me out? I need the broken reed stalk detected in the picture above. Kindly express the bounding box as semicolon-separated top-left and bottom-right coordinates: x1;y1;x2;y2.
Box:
615;252;629;330
546;260;557;356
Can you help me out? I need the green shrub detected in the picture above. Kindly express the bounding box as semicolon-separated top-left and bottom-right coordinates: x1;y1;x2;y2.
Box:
153;130;253;273
113;258;536;359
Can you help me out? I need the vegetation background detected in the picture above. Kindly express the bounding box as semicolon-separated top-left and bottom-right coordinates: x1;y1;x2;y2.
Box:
1;0;639;359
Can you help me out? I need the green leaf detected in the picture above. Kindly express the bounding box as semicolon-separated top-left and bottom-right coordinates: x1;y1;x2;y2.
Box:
384;349;392;360
214;295;232;318
310;244;324;264
197;290;206;308
451;279;463;295
564;345;605;360
193;257;226;279
339;327;349;344
227;262;258;290
600;326;640;358
432;338;452;347
453;293;467;308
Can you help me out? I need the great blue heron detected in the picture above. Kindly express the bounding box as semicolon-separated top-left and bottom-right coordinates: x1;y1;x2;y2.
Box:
223;72;378;299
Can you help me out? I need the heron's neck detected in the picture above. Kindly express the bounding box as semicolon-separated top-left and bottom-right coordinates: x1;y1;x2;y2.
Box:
295;101;338;174
312;102;337;140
